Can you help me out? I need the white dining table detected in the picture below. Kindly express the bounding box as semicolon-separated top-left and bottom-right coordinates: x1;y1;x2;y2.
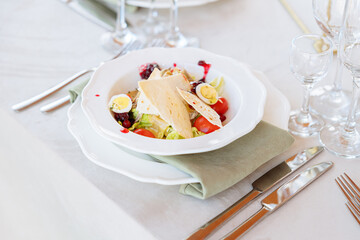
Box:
1;0;359;239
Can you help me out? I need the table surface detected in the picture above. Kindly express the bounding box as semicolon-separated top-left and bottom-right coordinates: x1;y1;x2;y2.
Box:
1;0;359;239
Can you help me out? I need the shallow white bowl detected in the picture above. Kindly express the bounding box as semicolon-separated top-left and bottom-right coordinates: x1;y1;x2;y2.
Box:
81;47;266;155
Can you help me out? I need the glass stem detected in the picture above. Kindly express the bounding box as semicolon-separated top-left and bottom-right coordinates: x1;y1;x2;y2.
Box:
343;76;360;135
332;44;344;93
169;0;179;38
115;0;128;38
301;84;312;115
147;0;157;22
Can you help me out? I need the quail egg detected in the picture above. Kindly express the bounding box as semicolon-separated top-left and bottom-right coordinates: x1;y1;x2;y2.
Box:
195;83;218;105
108;94;132;113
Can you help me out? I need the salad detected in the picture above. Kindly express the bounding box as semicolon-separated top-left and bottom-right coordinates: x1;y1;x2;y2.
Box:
108;61;229;139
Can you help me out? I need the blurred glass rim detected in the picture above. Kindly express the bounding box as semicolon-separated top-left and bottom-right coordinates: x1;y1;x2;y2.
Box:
291;34;333;55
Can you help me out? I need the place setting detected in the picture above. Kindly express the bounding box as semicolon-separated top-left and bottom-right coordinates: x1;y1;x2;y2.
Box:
5;0;360;239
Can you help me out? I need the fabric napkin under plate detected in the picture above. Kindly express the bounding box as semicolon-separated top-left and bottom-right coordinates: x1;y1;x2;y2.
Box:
153;121;294;199
69;79;90;103
70;80;294;199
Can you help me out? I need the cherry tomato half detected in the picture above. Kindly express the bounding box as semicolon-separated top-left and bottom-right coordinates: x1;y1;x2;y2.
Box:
133;128;155;138
211;97;229;115
194;116;220;134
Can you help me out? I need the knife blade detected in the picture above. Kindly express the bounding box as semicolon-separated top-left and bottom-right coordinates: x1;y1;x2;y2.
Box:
61;0;116;31
222;161;333;240
186;146;324;240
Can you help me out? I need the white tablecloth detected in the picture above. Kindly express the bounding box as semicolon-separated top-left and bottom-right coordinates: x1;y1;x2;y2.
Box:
0;0;359;239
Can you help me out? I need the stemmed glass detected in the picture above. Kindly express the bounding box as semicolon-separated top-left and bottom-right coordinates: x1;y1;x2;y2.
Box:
137;0;166;37
165;0;199;47
320;0;360;158
311;0;351;122
288;34;333;137
101;0;136;53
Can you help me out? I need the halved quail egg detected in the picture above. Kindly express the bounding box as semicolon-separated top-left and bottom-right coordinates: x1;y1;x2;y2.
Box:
195;83;218;105
108;94;132;113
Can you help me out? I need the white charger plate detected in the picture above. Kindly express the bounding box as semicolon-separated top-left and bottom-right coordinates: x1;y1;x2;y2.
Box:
101;0;219;8
82;47;267;155
127;0;219;8
68;68;290;185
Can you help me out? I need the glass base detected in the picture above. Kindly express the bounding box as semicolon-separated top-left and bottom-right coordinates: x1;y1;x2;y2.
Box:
310;85;352;122
101;30;137;53
137;17;167;37
165;32;199;48
288;111;324;137
319;123;360;158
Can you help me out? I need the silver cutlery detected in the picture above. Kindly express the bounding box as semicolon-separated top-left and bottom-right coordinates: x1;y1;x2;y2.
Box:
186;146;324;240
12;40;140;112
39;39;166;113
222;161;333;239
335;173;360;225
40;96;71;113
60;0;116;31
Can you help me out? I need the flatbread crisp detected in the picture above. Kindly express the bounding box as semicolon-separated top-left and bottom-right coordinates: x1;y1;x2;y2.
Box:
177;88;223;128
138;80;193;139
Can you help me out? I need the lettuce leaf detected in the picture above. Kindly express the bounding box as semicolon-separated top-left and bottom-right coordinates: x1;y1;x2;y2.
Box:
192;127;205;137
165;127;205;139
166;130;185;140
130;114;169;139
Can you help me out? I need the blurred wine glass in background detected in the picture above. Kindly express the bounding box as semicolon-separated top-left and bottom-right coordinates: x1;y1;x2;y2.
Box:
102;0;136;52
320;0;360;158
165;0;199;47
311;0;350;122
136;0;166;38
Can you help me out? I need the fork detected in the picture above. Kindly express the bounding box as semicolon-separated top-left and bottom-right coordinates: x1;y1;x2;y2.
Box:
39;38;166;113
11;40;141;112
335;173;360;225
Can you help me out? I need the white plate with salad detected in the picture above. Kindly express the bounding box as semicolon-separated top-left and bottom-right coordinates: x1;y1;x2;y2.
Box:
69;68;289;185
81;47;267;155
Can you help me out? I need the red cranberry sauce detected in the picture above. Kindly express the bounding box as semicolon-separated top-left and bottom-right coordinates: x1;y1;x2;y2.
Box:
139;63;161;80
190;60;211;94
198;60;211;80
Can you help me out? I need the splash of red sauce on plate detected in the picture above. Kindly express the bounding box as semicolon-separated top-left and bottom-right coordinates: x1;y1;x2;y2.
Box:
95;94;100;97
120;128;129;133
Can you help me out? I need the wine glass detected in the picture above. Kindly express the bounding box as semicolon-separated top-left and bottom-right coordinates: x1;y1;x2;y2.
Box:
136;0;166;37
101;0;137;53
311;0;351;122
288;34;333;137
320;0;360;158
165;0;199;47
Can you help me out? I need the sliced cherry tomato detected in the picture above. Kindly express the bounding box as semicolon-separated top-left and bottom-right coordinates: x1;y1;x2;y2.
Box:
133;128;155;138
194;116;220;134
211;97;229;115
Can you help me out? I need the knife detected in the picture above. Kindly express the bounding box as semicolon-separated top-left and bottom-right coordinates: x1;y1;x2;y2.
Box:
186;146;324;240
60;0;116;31
222;161;333;239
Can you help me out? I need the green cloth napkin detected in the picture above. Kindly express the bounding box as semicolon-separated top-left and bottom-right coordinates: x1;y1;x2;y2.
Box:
153;121;294;199
69;79;90;103
70;80;294;199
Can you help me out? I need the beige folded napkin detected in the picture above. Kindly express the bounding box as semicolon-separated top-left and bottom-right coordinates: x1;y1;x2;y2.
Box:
70;81;294;199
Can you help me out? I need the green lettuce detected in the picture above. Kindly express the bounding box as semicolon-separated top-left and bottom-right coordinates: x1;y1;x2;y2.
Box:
165;127;205;139
166;129;185;140
192;127;205;137
130;114;169;139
